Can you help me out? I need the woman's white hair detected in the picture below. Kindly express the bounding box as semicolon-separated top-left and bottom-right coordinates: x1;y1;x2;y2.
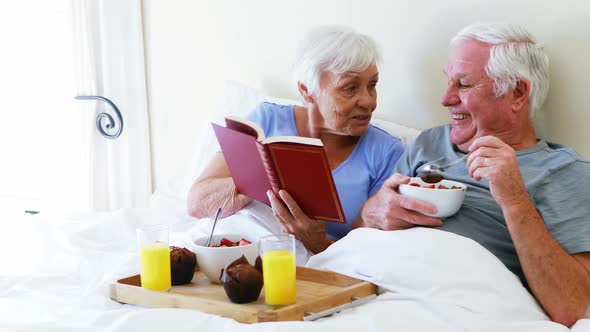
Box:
293;26;380;100
451;23;550;118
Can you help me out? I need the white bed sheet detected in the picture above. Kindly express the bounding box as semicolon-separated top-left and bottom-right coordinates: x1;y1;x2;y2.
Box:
1;194;588;332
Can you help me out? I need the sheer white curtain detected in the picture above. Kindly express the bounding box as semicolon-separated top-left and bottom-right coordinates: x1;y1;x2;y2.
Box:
72;0;152;211
0;1;84;214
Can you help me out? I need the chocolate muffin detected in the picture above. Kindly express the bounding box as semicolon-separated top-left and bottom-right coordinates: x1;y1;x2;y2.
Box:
220;255;263;303
170;246;197;285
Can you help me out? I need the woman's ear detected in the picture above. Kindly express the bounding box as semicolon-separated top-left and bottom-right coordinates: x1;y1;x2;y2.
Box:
297;82;315;104
512;79;531;113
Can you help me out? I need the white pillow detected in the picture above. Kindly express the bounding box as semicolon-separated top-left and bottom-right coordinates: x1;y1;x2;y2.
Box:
191;81;270;176
193;81;303;179
163;80;422;201
371;118;421;147
160;81;302;200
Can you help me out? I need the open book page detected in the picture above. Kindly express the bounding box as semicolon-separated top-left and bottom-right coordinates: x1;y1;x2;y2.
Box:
225;115;266;140
261;136;323;146
224;115;322;146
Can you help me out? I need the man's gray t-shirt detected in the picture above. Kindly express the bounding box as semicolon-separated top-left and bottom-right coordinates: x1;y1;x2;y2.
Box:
395;125;590;286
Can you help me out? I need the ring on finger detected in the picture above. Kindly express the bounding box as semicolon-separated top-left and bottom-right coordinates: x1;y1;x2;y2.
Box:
484;157;489;167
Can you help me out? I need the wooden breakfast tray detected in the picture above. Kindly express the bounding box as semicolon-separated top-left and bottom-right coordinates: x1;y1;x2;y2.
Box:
110;266;377;323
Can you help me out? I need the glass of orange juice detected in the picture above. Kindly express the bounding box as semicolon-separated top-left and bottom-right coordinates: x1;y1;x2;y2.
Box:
259;234;296;306
137;224;171;291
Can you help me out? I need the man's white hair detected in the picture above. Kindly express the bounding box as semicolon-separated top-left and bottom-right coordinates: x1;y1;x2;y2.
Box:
451;23;550;118
293;26;380;100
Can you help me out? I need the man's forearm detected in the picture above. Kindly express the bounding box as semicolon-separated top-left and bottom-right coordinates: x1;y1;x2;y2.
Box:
503;198;590;327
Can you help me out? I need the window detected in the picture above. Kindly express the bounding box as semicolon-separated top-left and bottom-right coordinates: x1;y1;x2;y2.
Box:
0;1;88;215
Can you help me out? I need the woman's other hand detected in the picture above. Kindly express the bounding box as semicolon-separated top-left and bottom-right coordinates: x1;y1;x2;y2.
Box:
267;190;333;254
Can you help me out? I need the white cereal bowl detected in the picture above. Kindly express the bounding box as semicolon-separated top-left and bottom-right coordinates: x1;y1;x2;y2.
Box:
398;177;467;218
190;233;259;283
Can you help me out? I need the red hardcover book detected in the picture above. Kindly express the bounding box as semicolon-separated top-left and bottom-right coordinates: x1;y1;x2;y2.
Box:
212;116;345;223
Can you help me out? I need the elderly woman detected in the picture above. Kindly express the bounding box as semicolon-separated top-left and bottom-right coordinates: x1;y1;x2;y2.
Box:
187;26;404;254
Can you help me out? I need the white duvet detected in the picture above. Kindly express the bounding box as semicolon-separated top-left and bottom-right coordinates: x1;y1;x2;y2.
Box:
0;195;588;332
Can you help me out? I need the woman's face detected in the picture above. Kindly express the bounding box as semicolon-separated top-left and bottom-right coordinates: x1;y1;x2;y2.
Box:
312;64;378;136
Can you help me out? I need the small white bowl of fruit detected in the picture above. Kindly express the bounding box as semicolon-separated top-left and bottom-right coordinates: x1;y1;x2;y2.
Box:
398;177;467;218
191;234;258;283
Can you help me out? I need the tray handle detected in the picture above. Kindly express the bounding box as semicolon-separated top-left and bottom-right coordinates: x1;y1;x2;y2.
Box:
303;294;377;321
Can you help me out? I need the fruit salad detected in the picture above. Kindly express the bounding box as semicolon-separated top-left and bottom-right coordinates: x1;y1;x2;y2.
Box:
210;237;252;247
409;183;462;190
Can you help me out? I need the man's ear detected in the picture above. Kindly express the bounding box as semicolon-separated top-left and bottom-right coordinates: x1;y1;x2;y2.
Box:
297;82;315;104
512;79;531;113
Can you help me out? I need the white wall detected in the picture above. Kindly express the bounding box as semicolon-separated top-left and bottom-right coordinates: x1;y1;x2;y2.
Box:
142;0;590;193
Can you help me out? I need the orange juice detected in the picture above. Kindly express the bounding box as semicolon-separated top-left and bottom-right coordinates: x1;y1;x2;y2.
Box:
262;250;296;305
139;242;171;291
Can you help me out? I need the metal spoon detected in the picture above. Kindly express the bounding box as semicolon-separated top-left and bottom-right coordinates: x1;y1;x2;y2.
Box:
205;207;223;247
419;153;470;184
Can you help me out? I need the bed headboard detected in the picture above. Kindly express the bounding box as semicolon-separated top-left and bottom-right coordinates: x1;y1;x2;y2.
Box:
142;0;590;193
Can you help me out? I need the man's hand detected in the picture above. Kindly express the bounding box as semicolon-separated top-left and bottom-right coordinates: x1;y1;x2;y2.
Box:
466;136;529;208
357;173;442;230
468;136;590;326
267;190;333;254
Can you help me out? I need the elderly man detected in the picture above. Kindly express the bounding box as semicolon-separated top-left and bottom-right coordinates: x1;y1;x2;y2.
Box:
357;23;590;327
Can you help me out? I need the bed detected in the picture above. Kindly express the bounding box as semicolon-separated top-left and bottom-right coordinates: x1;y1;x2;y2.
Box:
1;83;589;332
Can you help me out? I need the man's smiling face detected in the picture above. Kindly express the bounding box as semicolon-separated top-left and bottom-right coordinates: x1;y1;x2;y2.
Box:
440;39;515;151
